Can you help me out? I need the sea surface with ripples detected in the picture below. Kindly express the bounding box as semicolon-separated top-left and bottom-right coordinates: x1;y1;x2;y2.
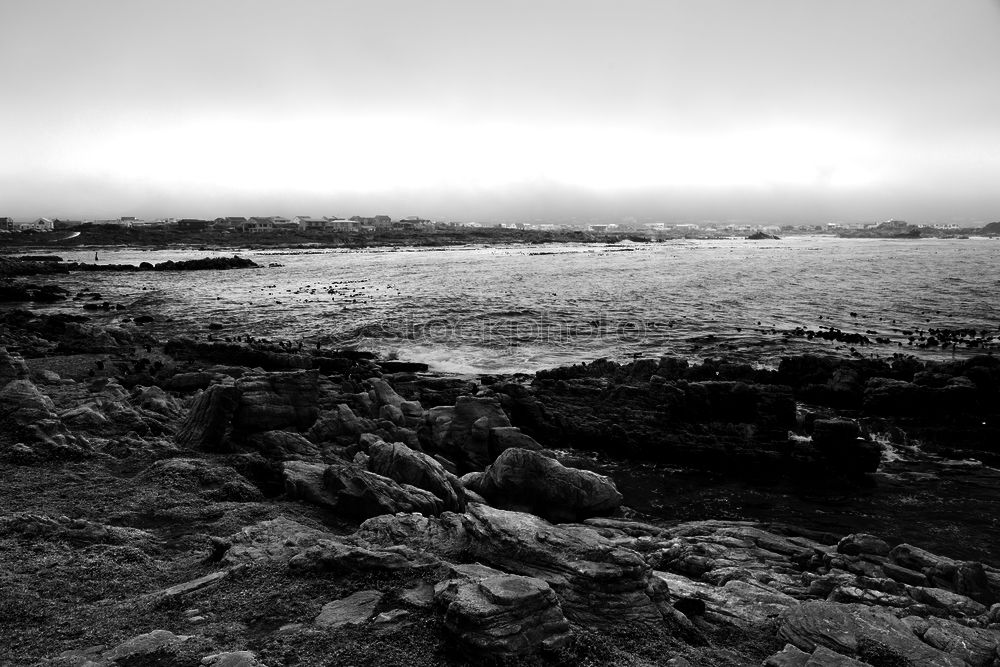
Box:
22;235;1000;374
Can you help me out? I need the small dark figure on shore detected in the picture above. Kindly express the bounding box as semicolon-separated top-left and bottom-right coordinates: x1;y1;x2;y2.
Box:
94;252;99;262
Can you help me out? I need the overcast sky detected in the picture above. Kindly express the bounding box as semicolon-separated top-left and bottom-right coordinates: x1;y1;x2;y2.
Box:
2;1;999;223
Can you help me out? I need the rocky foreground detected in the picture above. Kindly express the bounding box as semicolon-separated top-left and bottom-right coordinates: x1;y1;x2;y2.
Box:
2;302;1000;665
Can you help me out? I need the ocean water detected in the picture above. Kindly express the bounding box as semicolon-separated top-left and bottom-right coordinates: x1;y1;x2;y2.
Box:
29;236;1000;374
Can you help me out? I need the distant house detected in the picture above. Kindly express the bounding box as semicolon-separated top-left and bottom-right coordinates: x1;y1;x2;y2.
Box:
346;215;392;230
0;217;13;231
242;217;274;233
177;219;212;231
297;217;328;231
214;217;248;230
17;218;54;232
327;219;360;232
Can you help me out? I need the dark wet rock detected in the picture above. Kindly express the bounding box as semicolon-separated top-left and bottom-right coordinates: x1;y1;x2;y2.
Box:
67;255;260;272
497;371;833;477
435;564;573;661
379;360;428;373
369;377;406;409
465;447;622;522
430;395;512;472
0;256;69;276
837;534;891;558
233;370;319;433
391;376;478;408
162;370;219;392
165;339;313;372
0;281;69;302
514;354;999;471
367;439;465;512
176;384;239;450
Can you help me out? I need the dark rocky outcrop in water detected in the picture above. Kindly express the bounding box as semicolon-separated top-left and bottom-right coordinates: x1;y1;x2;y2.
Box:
65;255;261;272
0;281;69;302
485;354;1000;474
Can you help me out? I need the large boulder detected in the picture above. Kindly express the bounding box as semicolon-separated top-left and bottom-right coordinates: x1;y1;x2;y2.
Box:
282;460;446;519
176;384;239;450
324;463;445;519
0;379;57;424
356;503;668;628
233;370;319;433
466;448;622;522
367;440;465;512
308;404;375;443
435;395;512;472
369;378;405;410
435;564;573;661
488;426;544;458
0;347;29;385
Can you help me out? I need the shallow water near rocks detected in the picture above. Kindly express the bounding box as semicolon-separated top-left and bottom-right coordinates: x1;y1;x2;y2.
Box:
576;451;1000;563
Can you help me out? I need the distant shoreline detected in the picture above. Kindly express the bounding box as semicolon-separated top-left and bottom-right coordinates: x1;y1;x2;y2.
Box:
2;223;996;253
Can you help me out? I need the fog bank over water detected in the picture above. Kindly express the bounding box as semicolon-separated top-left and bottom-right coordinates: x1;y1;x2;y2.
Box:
4;174;1000;226
2;1;1000;221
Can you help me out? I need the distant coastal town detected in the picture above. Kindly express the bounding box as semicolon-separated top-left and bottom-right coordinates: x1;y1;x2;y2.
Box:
2;214;998;245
